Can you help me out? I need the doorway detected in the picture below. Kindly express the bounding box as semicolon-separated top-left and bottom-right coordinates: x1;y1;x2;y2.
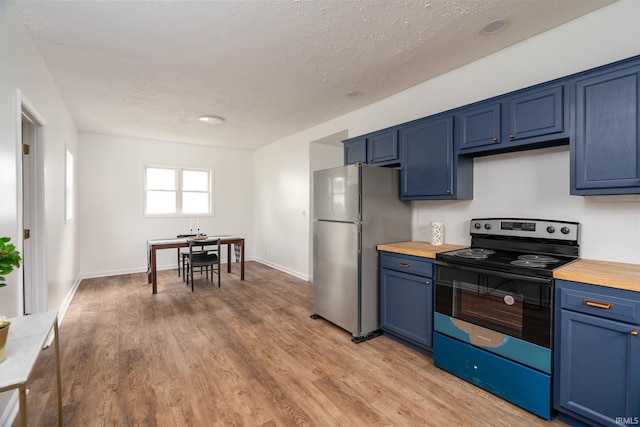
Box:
308;130;347;282
20;94;47;315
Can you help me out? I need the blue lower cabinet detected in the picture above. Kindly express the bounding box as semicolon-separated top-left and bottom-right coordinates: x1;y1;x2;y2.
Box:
434;332;552;420
554;280;640;427
380;252;433;354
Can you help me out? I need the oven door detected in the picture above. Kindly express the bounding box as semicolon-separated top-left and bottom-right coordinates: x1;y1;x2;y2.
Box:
434;260;553;373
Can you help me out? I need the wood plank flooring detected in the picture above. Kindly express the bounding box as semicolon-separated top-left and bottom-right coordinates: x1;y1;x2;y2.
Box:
17;262;567;426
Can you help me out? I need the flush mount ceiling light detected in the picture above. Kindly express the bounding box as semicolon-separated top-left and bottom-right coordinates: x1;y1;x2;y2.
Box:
198;115;225;125
481;19;508;35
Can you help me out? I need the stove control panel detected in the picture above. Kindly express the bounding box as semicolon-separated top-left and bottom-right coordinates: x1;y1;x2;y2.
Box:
470;218;579;241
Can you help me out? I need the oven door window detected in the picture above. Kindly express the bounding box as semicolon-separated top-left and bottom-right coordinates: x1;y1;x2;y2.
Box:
436;265;552;348
453;278;525;334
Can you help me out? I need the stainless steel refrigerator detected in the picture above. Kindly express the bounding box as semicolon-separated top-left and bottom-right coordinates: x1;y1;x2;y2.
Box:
312;164;411;342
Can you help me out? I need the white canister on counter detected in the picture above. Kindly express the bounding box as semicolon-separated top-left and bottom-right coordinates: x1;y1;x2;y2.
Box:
431;222;444;245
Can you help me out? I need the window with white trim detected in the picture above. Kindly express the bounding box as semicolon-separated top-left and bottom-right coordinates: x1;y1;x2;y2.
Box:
144;166;212;215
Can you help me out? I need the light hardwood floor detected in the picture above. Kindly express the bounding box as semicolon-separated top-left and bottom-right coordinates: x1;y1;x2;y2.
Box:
18;261;567;426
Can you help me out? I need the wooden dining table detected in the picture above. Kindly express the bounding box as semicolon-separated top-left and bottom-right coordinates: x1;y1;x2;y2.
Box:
147;236;245;294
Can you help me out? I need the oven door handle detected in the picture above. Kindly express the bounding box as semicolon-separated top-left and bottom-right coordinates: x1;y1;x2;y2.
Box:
434;260;553;285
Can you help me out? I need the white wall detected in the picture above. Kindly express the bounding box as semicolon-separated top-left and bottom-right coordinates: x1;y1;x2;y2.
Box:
414;146;640;263
0;4;79;315
253;0;640;279
252;134;313;279
77;133;254;277
0;2;79;422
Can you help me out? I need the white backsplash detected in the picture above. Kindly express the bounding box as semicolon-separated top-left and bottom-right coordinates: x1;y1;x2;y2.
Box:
413;145;640;265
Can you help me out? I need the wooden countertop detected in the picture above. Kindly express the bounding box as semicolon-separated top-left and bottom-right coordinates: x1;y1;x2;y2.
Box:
554;259;640;293
377;241;467;259
378;241;640;293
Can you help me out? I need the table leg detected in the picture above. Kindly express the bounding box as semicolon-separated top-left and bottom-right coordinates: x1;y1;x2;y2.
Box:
151;247;158;294
18;384;27;427
240;239;245;280
54;318;63;426
227;244;232;273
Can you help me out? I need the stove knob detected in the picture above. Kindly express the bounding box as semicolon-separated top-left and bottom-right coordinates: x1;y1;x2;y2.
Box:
484;223;492;230
561;227;571;235
474;223;481;229
546;226;556;234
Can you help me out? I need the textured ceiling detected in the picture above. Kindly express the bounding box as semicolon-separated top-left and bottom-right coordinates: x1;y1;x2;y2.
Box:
11;0;615;151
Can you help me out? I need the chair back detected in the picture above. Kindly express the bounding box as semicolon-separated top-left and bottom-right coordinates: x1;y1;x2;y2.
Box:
185;238;221;290
188;238;220;261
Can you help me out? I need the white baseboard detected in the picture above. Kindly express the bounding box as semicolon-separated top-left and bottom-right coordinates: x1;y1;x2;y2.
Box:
79;259;253;280
253;258;309;281
58;277;82;325
79;266;148;279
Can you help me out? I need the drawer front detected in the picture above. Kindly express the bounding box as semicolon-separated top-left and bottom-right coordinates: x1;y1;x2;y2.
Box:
557;280;640;325
380;252;433;278
434;333;552;420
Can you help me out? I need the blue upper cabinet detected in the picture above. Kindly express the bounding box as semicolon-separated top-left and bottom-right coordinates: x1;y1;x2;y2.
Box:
571;59;640;195
344;137;367;165
458;102;502;151
344;55;640;199
368;129;399;164
343;128;399;166
458;82;568;156
508;85;565;142
400;115;473;200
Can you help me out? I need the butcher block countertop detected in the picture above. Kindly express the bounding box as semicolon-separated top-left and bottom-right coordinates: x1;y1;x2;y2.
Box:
377;241;467;259
554;259;640;293
377;241;640;293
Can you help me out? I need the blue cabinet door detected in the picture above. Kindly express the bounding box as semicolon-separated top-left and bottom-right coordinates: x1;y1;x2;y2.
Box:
343;129;399;166
380;252;434;352
400;116;456;199
572;64;640;194
507;84;565;142
556;309;640;426
344;137;366;165
458;102;502;151
380;266;433;352
367;129;399;165
459;83;567;156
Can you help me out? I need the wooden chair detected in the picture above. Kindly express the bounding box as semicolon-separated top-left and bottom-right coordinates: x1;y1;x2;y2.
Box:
184;238;221;291
177;234;192;277
176;234;201;278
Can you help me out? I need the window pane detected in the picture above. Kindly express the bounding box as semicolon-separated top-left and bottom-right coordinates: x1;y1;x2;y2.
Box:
183;192;209;214
146;191;176;214
147;168;176;190
182;170;209;191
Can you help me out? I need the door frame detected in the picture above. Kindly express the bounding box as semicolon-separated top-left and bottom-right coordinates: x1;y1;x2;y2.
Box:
17;90;47;314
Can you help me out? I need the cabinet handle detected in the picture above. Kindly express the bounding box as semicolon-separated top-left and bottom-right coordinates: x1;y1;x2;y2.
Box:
446;189;451;194
631;330;638;336
509;133;515;139
492;137;498;142
425;280;431;285
584;299;614;310
398;263;410;268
